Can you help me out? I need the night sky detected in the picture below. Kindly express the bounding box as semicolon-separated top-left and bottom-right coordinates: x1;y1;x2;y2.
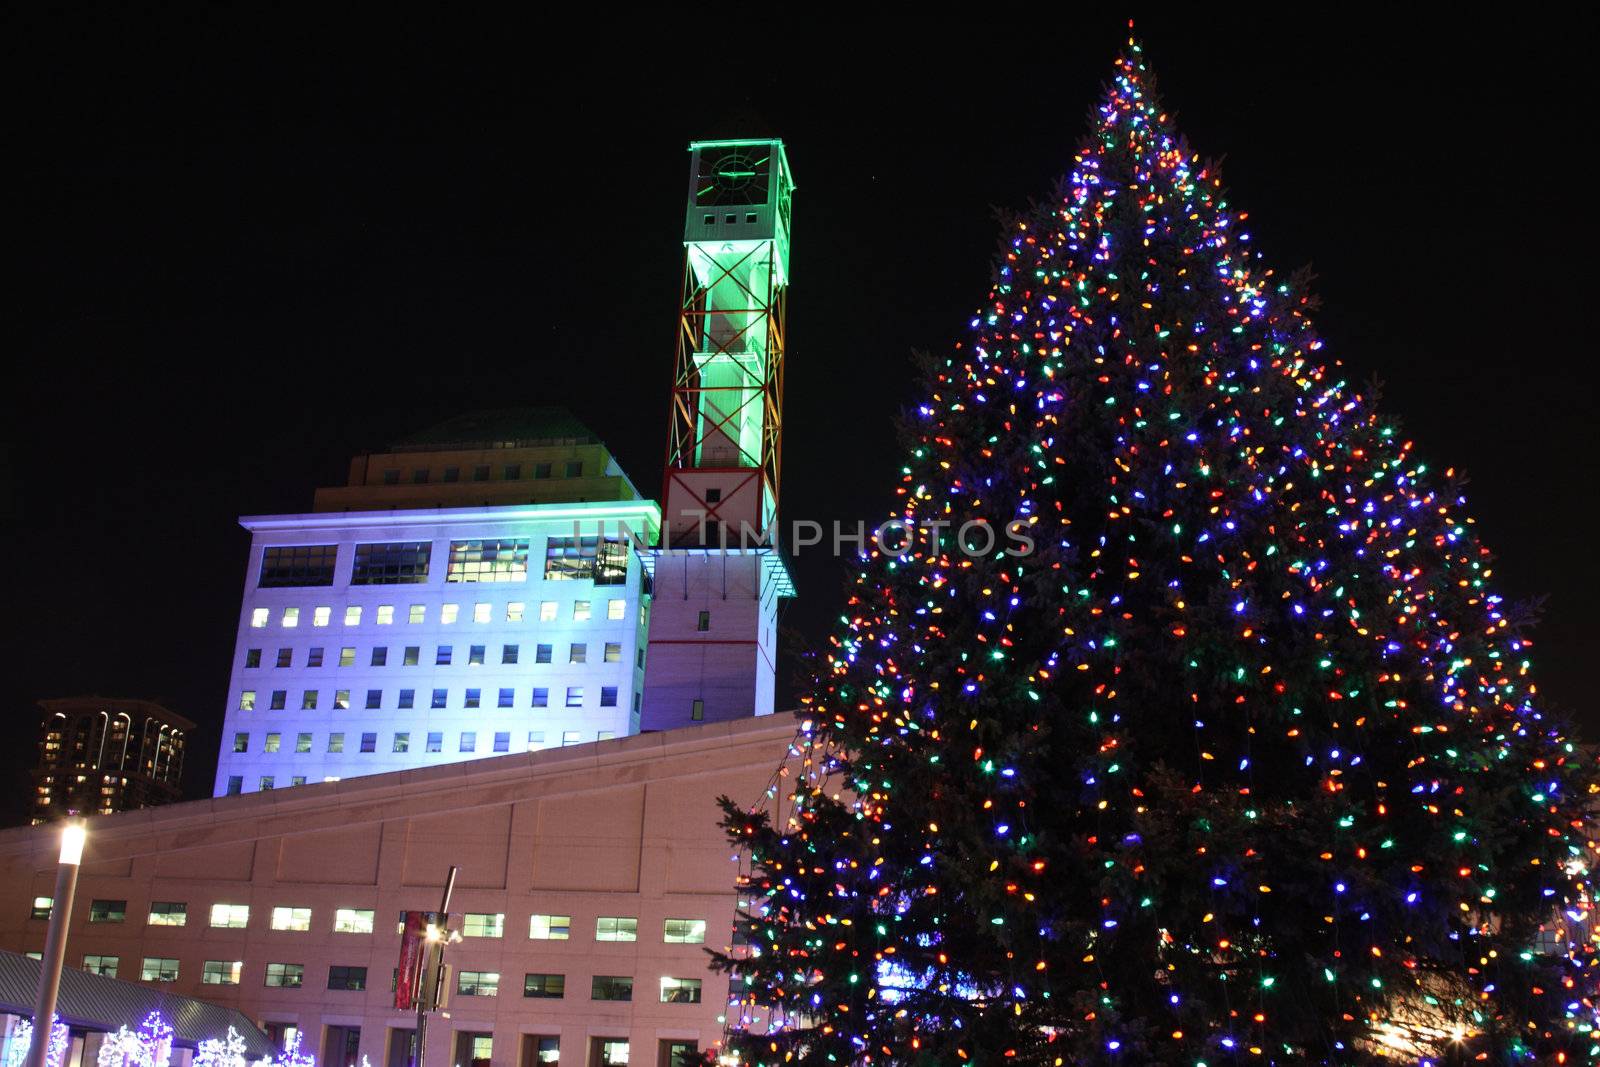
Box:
9;12;1594;820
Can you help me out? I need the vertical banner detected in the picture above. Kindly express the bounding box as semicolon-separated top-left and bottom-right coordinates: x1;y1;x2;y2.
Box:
395;911;431;1010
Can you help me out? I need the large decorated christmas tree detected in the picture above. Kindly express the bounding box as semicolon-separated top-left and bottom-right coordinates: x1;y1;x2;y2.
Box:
714;30;1600;1066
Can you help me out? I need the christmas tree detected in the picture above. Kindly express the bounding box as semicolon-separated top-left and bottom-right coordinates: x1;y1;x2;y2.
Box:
714;30;1600;1066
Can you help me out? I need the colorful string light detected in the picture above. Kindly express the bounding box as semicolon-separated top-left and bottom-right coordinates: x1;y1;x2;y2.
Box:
710;26;1600;1066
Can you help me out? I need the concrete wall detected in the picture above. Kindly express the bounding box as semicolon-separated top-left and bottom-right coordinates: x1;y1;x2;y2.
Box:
0;718;796;1067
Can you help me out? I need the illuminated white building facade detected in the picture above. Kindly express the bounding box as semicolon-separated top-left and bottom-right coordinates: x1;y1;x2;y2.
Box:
212;412;660;795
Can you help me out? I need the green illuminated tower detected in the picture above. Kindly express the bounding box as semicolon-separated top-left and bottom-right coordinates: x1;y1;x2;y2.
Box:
641;139;796;731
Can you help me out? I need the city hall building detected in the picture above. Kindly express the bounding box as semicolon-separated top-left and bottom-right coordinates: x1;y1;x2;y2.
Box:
1;717;796;1067
3;138;801;1067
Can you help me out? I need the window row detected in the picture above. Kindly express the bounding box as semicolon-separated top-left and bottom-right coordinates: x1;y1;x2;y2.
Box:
378;460;584;488
257;536;631;589
243;637;635;671
249;598;630;631
54;902;706;946
238;682;632;712
229;726;618;759
460;971;702;1003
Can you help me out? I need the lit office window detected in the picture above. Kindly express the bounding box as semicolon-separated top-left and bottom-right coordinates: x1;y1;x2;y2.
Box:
473;603;491;623
202;960;243;985
264;963;304;988
327;733;344;753
539;601;558;621
573;601;591;621
141;957;180;982
441;604;459;624
282;607;300;628
301;690;318;710
333;908;375;934
82;954;118;978
334;690;350;710
30;897;52;920
271;906;312;932
529;914;570;940
660;977;702;1004
376;605;394;625
604;642;622;663
313;606;331;627
663;918;707;944
463;912;504;938
527;731;545;750
447;540;530;583
607;599;626;620
259;545;337;588
239;692;256;712
295;733;312;753
264;733;281;753
595;916;637;942
339;647;356;666
147;902;187;927
210;904;250;929
250;608;269;628
506;602;525;622
409;604;426;624
344;606;361;626
456;970;499;995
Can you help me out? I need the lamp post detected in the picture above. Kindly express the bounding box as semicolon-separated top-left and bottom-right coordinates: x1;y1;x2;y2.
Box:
26;820;85;1067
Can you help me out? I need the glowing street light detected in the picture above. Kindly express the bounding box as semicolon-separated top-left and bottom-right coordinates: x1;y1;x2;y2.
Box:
27;820;86;1067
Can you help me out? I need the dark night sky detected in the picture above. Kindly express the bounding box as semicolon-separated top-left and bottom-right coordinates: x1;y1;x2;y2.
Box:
7;12;1594;820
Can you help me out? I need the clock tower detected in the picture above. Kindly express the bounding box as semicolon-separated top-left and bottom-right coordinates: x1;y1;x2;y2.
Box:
640;139;796;731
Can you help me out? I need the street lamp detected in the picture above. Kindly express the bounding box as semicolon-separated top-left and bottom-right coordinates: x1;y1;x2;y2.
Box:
26;820;86;1067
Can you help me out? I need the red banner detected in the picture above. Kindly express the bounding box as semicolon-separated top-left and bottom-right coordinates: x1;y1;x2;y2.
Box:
395;911;431;1010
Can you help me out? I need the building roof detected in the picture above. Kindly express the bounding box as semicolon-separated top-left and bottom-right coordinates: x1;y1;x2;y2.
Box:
0;949;273;1055
38;698;196;733
392;407;600;452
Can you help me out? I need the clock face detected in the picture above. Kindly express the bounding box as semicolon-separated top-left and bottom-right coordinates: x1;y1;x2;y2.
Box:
696;148;771;207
